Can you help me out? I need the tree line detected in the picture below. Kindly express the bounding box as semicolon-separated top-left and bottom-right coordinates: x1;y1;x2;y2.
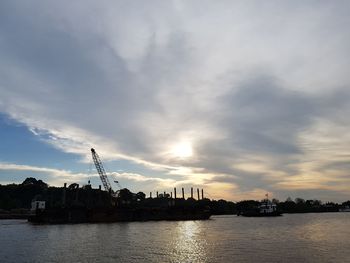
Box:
0;178;349;214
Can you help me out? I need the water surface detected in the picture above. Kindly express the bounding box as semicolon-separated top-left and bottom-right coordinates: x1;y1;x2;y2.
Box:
1;213;349;262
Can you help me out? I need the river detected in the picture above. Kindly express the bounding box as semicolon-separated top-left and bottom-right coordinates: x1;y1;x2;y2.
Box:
1;213;349;262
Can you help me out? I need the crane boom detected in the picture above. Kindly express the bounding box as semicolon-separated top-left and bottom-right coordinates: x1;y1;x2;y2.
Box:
91;148;113;193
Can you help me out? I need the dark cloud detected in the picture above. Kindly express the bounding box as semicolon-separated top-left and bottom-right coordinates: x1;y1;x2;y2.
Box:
188;76;350;200
1;1;350;200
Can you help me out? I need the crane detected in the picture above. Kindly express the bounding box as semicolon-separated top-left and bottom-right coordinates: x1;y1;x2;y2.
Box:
91;148;113;193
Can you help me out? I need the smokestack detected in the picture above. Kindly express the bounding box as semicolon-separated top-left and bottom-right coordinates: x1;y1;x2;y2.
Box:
156;191;159;198
99;185;101;190
174;188;177;199
201;189;204;199
171;192;173;198
75;184;79;201
62;183;67;207
191;187;193;199
150;192;152;198
182;188;185;199
197;188;200;200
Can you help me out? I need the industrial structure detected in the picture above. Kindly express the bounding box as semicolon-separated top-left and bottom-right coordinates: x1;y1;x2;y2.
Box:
91;148;113;193
28;148;211;223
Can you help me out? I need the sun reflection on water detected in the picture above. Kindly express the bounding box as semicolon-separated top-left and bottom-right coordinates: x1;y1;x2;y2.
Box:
168;221;208;262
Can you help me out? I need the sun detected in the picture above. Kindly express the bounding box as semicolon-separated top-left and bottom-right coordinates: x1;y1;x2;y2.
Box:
171;141;193;158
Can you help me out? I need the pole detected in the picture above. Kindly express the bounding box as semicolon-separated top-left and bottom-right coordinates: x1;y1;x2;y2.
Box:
62;183;67;207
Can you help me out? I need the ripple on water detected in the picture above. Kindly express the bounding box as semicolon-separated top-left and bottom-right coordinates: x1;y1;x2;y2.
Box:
0;213;350;263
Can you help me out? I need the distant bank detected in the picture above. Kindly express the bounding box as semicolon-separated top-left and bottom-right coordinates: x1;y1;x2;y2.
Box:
0;177;349;220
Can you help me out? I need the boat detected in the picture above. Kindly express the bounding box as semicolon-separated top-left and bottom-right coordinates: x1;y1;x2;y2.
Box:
28;185;211;224
238;198;282;217
339;206;350;212
28;204;211;224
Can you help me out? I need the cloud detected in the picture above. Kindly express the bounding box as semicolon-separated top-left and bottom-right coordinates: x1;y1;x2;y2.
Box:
0;162;88;185
1;1;350;201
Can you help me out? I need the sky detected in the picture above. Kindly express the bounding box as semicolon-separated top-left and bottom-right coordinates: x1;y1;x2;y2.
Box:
1;1;350;202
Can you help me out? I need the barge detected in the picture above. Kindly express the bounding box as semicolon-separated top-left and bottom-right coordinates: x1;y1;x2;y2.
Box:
29;148;211;224
28;185;211;224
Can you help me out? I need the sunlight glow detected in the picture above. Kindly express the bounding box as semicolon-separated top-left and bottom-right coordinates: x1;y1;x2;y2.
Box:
171;141;193;158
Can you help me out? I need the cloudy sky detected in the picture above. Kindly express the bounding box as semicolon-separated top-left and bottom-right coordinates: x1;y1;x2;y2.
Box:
1;1;350;201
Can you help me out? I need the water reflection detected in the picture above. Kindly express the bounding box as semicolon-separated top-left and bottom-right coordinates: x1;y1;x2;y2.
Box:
169;221;208;262
300;221;328;242
2;214;350;263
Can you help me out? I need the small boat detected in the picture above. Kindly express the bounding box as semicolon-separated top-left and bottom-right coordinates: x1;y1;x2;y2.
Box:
339;206;350;212
238;197;282;217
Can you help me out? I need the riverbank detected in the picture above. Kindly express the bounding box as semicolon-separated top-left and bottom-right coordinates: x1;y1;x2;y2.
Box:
0;209;29;219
